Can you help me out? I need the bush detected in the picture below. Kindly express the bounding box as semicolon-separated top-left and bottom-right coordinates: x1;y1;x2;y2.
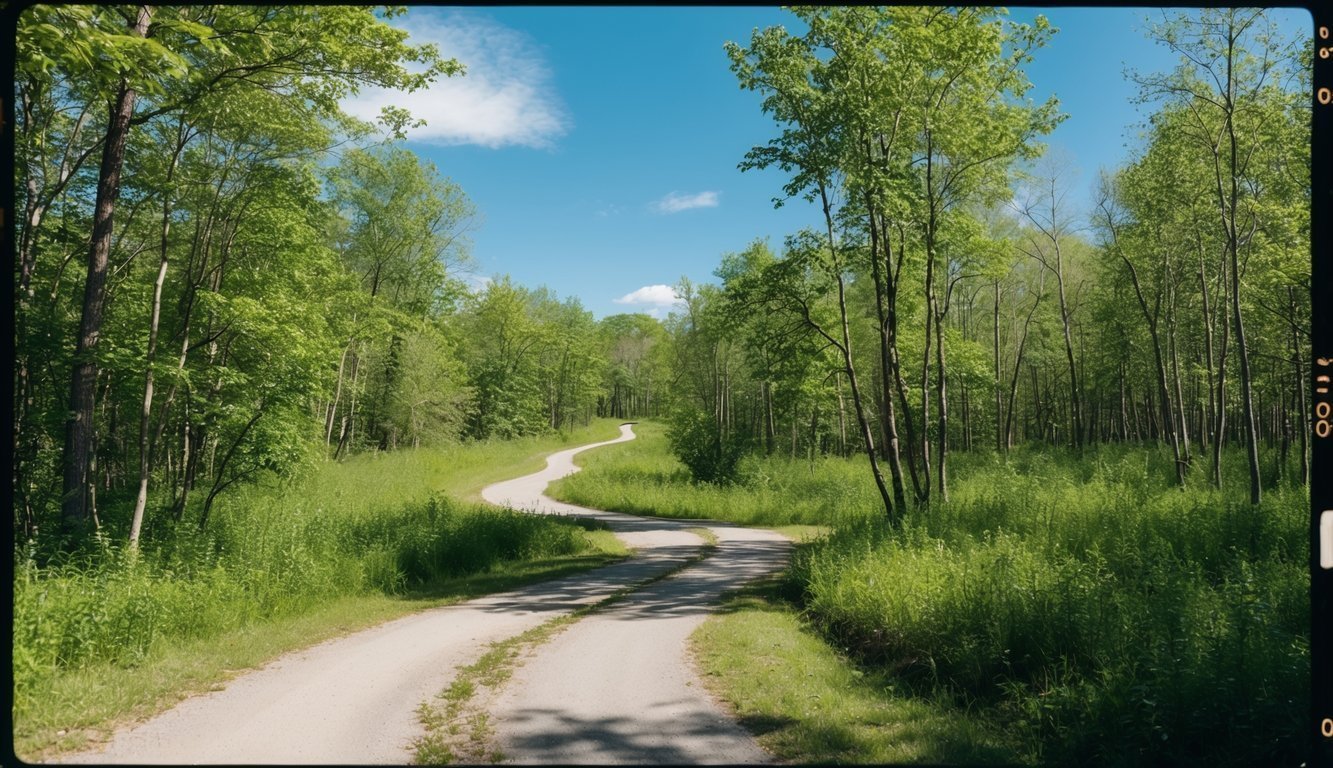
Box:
665;408;747;484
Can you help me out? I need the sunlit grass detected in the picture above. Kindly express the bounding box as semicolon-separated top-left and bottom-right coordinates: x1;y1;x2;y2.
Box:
692;581;1026;764
551;421;875;527
557;421;1310;766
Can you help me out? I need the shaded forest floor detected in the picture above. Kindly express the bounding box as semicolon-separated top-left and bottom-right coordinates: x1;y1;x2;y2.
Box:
550;421;1309;766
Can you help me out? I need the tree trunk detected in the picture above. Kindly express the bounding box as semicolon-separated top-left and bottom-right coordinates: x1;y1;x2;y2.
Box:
818;185;896;525
1052;246;1083;450
1289;287;1309;485
866;203;909;510
61;5;153;535
130;120;187;546
932;295;949;501
994;280;1004;452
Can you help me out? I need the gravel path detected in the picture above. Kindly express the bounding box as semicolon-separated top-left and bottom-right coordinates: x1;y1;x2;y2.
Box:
57;424;788;765
483;424;790;764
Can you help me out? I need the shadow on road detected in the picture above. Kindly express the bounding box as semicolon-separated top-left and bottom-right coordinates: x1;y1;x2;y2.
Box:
499;706;770;764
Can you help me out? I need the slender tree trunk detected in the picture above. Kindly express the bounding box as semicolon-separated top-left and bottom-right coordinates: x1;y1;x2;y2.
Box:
818;185;896;524
325;341;350;446
61;5;153;535
1005;276;1044;450
994;279;1004;452
764;380;776;455
1053;249;1082;449
867;203;908;510
1211;24;1262;504
1169;301;1192;465
835;372;847;457
129;121;187;546
1199;245;1216;452
199;406;265;531
1289;287;1309;485
933;295;948;501
919;141;938;504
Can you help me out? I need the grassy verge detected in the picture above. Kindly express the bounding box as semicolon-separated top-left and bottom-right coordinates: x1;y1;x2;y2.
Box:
691;579;1027;764
14;419;628;760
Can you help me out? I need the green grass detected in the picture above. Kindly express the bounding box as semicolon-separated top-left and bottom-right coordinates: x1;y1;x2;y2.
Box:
13;419;629;761
550;420;875;526
555;421;1310;766
692;579;1026;764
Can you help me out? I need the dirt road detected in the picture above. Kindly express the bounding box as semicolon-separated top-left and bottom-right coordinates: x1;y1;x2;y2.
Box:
60;424;788;764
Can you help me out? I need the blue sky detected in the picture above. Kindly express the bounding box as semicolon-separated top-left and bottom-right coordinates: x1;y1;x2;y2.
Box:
342;6;1311;319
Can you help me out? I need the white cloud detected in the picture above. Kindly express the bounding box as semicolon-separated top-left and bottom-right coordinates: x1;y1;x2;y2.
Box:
653;191;720;214
614;284;682;309
342;11;569;149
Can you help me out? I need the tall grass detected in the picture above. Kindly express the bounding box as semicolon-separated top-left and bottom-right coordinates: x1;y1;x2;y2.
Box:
555;422;1310;766
13;421;623;736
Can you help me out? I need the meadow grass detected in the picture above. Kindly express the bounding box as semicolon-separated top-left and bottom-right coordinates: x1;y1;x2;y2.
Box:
560;421;1310;766
550;420;877;526
12;419;628;760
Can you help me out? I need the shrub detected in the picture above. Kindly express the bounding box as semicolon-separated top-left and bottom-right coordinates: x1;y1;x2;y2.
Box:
665;408;747;484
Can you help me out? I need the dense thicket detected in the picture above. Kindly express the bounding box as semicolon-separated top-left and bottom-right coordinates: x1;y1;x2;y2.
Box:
12;5;670;556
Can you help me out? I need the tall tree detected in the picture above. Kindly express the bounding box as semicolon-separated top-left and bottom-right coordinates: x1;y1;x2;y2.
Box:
1133;8;1301;504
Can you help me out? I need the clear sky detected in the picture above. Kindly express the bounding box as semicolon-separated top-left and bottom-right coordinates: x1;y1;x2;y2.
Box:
342;6;1312;319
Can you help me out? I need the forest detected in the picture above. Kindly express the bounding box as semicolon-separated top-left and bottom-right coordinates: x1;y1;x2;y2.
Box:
11;5;1312;766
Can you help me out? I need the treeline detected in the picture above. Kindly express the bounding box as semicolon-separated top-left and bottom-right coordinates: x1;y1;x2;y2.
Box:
12;5;669;553
659;7;1308;518
12;5;1309;552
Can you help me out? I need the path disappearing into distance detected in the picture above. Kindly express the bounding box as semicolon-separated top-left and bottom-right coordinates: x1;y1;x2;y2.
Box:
61;424;791;765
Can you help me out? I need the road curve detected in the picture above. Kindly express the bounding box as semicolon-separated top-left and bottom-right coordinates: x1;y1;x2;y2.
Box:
483;424;791;764
55;423;789;765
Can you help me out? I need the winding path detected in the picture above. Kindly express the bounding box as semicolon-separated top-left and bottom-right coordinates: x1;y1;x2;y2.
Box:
59;424;789;765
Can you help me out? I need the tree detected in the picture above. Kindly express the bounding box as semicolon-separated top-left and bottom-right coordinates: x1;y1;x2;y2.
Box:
21;4;459;538
1133;8;1303;504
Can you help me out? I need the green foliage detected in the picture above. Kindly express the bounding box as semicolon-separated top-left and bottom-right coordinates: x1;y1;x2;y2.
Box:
456;278;605;440
665;409;748;485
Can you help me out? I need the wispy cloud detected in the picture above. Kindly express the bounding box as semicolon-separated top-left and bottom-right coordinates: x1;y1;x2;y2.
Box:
653;191;720;214
613;284;682;312
465;274;494;293
342;11;569;149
